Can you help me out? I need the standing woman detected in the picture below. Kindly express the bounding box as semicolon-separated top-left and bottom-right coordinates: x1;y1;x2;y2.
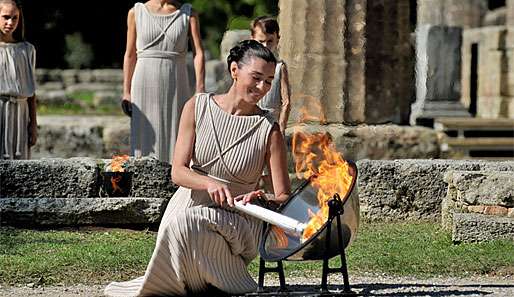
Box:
122;0;205;163
0;0;37;160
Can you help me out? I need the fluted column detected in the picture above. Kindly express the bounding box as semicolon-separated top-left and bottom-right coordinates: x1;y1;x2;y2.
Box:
279;0;353;124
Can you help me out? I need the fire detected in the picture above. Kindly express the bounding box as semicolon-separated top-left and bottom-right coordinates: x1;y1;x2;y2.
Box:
292;103;353;242
111;175;124;194
109;154;130;172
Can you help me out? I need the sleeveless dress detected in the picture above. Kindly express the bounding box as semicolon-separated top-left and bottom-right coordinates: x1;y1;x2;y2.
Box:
105;93;275;296
0;41;36;160
130;2;193;163
257;61;283;123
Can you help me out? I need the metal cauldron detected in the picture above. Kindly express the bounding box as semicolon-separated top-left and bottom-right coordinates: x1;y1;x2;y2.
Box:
259;160;359;261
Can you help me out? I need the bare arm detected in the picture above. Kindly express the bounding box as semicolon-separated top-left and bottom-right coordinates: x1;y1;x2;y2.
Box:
28;95;37;146
189;11;205;93
123;9;137;100
278;64;291;134
172;97;234;206
266;124;291;203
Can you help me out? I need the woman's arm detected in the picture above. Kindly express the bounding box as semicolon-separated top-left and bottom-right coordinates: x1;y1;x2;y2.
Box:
172;97;235;206
265;124;292;203
27;95;37;146
278;64;291;134
122;9;137;101
189;10;205;93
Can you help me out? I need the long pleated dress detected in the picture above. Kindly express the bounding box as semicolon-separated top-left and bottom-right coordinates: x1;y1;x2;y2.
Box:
105;93;275;296
130;2;192;163
0;41;36;160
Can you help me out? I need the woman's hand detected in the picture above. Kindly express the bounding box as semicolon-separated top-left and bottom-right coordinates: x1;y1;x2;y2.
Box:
206;180;234;207
236;189;265;205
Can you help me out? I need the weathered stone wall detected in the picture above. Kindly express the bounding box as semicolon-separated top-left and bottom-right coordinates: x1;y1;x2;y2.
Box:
357;159;514;221
417;0;487;28
0;157;175;227
3;158;514;227
443;170;514;242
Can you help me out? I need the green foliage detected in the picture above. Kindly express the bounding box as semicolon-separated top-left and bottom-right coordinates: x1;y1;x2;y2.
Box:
1;222;513;285
190;0;278;58
64;32;94;69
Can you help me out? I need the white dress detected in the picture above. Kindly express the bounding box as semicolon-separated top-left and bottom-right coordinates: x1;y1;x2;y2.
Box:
130;3;193;163
105;93;275;296
0;41;36;160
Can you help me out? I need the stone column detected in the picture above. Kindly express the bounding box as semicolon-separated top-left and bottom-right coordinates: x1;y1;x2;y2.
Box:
417;0;487;28
410;25;470;126
279;0;353;124
365;0;414;124
279;0;413;125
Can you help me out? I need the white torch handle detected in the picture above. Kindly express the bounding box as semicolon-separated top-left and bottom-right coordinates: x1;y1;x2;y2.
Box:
234;200;306;236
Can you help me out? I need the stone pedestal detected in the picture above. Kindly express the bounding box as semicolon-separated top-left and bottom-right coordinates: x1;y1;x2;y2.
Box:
508;0;514;26
278;0;414;125
417;0;487;28
411;25;470;126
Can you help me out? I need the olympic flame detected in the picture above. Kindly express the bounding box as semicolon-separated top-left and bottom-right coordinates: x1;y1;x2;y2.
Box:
292;100;353;242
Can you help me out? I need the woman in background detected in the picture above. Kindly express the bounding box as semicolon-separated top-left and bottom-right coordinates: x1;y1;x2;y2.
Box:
0;0;37;159
122;0;205;163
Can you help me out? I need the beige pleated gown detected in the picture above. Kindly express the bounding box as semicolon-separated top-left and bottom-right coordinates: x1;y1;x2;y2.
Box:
0;41;36;160
105;93;275;296
130;2;192;163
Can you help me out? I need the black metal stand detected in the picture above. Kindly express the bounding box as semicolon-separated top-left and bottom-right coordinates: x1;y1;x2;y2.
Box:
320;194;355;296
255;194;356;296
257;257;287;292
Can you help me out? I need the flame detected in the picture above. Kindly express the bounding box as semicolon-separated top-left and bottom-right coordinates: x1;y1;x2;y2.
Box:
110;154;129;172
292;103;353;242
111;175;123;194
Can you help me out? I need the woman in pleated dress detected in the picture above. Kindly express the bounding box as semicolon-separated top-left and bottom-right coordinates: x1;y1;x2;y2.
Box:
104;40;291;296
0;0;37;160
122;0;205;163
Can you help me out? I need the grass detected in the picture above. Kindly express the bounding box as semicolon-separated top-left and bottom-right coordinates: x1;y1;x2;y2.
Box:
37;90;123;116
1;222;513;286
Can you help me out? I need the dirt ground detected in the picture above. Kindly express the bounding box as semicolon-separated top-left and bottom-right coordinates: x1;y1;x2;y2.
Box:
1;274;513;296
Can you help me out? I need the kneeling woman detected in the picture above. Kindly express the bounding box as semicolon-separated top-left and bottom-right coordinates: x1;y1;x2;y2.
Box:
104;40;291;296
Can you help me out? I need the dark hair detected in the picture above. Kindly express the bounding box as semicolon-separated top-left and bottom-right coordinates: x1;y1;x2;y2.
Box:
250;16;279;37
0;0;24;41
227;39;277;72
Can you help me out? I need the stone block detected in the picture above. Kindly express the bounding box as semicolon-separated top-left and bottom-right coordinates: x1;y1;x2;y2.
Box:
444;170;514;207
61;69;79;86
77;70;94;83
509;208;514;217
91;69;123;83
36;90;73;106
37;81;65;92
0;158;99;198
452;212;514;242
357;159;514;222
65;83;121;94
124;157;177;199
0;197;168;227
480;27;507;50
484;205;509;216
93;90;120;107
508;0;514;26
477;96;509;118
505;29;514;49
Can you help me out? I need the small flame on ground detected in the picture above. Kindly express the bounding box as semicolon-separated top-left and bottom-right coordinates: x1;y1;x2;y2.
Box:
111;175;123;194
109;155;130;172
292;101;353;243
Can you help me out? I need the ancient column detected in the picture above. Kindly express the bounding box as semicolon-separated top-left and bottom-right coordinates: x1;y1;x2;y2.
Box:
507;0;514;26
279;0;413;124
410;25;470;126
417;0;487;28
